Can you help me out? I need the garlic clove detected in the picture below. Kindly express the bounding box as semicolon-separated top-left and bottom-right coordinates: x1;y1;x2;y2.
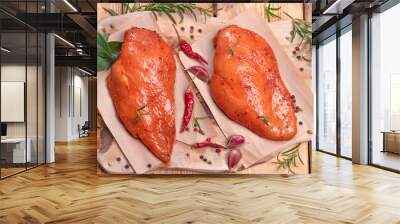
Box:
228;148;242;170
226;134;245;149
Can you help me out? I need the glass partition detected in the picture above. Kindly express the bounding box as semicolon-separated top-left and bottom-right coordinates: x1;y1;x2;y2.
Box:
1;31;27;177
0;0;46;179
317;35;337;154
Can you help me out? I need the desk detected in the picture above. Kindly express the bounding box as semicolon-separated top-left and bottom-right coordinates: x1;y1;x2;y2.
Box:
382;131;400;154
1;138;31;163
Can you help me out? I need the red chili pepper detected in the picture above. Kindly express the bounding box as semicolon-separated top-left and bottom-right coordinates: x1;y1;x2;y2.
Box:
187;66;209;82
179;40;208;65
180;87;194;133
192;142;226;149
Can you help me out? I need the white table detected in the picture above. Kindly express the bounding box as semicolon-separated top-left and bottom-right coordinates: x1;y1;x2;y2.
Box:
1;138;31;163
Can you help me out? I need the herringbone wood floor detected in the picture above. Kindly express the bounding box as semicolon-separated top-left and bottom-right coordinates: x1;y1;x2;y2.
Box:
0;135;399;224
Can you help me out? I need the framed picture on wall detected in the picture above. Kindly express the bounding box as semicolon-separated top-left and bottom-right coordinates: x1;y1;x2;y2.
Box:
96;3;313;175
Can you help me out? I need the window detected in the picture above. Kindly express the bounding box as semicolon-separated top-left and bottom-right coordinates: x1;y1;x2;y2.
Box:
317;35;337;154
339;27;352;158
370;2;400;171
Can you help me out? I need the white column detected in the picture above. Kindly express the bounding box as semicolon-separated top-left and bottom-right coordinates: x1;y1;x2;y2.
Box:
46;32;55;163
352;14;369;164
45;0;55;163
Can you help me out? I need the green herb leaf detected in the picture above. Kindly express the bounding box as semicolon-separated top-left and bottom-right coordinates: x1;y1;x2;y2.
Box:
284;12;312;53
97;56;111;71
134;105;148;125
116;3;213;24
193;116;209;135
104;7;119;16
258;115;269;126
97;33;122;71
265;4;281;22
273;144;303;174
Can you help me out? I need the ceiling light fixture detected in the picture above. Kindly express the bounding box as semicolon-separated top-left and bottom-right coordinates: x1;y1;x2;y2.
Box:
77;67;93;76
1;47;11;53
322;0;355;15
63;0;78;12
54;34;75;48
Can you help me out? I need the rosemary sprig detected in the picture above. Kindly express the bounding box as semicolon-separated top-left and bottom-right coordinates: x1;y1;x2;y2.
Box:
134;105;149;125
193;116;208;135
265;4;281;22
258;115;270;126
105;3;213;24
273;144;303;174
284;12;312;55
103;7;118;16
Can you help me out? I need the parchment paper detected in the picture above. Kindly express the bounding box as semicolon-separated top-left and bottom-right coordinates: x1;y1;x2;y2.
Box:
178;8;314;168
97;12;229;174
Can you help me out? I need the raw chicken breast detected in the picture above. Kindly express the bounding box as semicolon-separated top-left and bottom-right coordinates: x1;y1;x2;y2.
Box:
210;25;297;141
107;27;176;162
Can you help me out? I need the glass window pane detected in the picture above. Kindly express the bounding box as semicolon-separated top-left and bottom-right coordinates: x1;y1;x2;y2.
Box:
38;32;45;165
27;31;38;169
340;28;352;158
318;36;337;154
1;31;27;177
371;3;400;171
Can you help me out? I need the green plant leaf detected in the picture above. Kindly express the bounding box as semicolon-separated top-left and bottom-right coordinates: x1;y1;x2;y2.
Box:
97;56;111;71
104;7;119;16
117;3;212;24
97;33;122;71
273;144;302;174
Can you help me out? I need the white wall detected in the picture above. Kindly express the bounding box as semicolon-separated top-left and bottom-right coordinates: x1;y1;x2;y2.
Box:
54;67;89;141
1;64;46;164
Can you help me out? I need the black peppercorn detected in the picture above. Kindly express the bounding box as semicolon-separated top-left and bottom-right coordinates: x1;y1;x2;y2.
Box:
147;164;152;168
124;164;129;169
116;157;121;162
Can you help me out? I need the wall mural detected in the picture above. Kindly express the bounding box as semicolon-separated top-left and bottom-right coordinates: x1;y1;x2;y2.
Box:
97;3;313;175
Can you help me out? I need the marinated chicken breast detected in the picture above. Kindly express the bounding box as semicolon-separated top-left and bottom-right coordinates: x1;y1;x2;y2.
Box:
210;25;297;140
107;27;176;162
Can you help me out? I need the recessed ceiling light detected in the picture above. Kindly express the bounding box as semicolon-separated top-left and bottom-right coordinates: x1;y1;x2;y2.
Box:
1;47;11;53
77;67;93;76
63;0;78;12
323;0;355;15
54;34;75;48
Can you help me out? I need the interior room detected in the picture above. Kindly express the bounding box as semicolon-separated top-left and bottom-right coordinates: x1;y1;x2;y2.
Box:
0;1;400;223
0;3;46;177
